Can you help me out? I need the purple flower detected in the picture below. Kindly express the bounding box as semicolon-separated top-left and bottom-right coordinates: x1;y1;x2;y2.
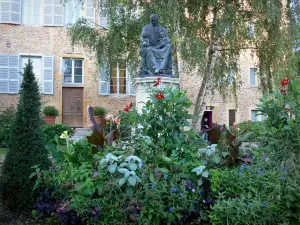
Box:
280;176;284;180
141;162;144;167
153;170;157;174
180;192;183;197
151;183;155;189
260;203;266;207
93;171;99;177
249;202;253;207
259;169;264;174
283;168;287;173
263;155;268;161
198;191;202;195
163;173;168;179
172;188;177;193
169;207;173;213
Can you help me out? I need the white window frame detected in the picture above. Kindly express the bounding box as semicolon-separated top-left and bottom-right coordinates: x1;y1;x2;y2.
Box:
20;55;43;89
62;58;84;84
21;0;42;25
64;0;83;26
251;110;266;122
110;62;126;95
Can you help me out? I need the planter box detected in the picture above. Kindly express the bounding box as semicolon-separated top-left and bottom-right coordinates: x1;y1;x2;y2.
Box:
44;116;56;124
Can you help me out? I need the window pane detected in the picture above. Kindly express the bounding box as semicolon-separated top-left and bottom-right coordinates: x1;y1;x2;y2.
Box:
22;0;41;25
22;0;31;24
119;76;126;94
74;0;82;22
119;69;126;78
119;62;126;69
75;68;82;75
74;76;82;83
251;110;258;122
63;59;72;83
250;68;256;86
64;0;73;25
74;59;82;68
110;69;117;93
112;63;117;70
21;56;42;87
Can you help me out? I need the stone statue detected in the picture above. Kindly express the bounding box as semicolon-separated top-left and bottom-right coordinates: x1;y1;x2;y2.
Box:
139;14;173;77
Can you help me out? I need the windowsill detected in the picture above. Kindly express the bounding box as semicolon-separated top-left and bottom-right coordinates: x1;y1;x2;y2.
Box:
106;94;134;98
62;83;84;87
249;85;258;88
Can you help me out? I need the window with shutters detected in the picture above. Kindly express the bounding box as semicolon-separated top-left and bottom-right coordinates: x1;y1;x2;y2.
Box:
21;56;42;87
99;62;135;96
0;54;19;93
250;68;256;86
0;0;21;24
63;58;84;84
22;0;42;25
110;62;126;94
43;0;63;26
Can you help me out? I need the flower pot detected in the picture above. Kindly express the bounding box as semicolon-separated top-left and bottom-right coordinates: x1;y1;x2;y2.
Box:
44;116;56;124
94;116;106;133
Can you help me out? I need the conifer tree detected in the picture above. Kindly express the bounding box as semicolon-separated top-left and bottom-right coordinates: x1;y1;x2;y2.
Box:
0;60;50;209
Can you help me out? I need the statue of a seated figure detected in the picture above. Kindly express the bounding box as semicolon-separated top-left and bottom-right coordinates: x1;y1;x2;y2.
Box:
139;14;172;77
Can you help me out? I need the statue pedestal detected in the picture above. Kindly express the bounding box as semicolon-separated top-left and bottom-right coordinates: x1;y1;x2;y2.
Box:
134;76;180;113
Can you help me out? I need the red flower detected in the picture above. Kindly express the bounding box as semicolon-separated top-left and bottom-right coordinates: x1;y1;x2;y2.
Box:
155;92;165;100
124;106;130;112
153;78;162;87
280;89;287;96
281;78;290;87
129;102;133;108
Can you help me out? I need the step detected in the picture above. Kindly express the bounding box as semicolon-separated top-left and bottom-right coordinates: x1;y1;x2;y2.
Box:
74;128;90;132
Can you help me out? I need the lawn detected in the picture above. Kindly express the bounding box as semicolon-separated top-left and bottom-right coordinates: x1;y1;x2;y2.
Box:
0;148;8;157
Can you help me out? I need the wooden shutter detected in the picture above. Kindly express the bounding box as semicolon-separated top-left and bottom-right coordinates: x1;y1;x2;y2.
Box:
43;56;53;94
0;55;9;93
53;0;63;26
99;63;110;95
126;63;135;96
86;0;95;28
44;0;53;26
8;55;19;93
10;0;21;24
1;0;10;23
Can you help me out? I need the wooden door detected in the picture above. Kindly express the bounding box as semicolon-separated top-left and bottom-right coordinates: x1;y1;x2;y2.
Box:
62;87;83;127
229;110;236;126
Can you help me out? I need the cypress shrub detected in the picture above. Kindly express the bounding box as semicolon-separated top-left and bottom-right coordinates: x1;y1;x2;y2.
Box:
0;60;50;209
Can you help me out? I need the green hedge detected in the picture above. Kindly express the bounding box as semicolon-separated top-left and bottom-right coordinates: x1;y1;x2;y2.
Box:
237;121;268;142
41;124;74;144
0;107;16;148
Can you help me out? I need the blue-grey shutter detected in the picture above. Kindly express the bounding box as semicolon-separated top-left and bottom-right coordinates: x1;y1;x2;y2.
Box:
86;0;95;27
250;68;256;86
44;0;53;26
10;0;21;24
43;56;54;94
8;55;19;93
126;63;135;96
53;0;63;26
99;0;108;28
99;63;110;95
0;55;9;93
1;0;10;23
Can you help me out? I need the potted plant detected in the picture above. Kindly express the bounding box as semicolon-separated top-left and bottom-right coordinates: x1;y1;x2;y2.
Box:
93;106;107;123
43;105;59;124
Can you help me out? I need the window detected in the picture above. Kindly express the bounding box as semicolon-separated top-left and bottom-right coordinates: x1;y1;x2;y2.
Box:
99;62;135;96
250;68;256;86
63;58;84;84
99;0;108;28
251;110;266;122
22;0;41;25
248;24;254;40
229;109;236;126
64;0;82;26
110;62;126;94
0;54;53;94
43;0;63;26
0;0;21;24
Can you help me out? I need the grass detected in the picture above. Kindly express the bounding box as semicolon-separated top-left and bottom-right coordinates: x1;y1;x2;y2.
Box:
0;148;8;157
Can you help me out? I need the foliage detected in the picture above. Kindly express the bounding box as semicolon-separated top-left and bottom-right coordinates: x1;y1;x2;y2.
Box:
93;106;107;116
237;121;268;142
41;124;74;144
0;60;50;209
0;107;16;148
43;105;59;117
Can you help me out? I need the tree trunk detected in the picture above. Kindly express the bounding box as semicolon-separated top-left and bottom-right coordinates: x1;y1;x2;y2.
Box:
191;8;220;129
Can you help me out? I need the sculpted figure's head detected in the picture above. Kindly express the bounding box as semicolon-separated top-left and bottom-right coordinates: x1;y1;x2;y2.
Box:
150;14;159;26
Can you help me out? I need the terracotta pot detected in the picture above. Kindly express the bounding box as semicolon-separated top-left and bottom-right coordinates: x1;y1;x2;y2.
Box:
94;116;106;133
44;116;56;124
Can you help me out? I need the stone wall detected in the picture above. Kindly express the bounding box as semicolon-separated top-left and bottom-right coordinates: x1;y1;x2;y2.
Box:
0;24;135;128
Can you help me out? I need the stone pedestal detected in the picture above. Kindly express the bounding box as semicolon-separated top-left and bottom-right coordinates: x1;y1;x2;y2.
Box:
134;76;180;113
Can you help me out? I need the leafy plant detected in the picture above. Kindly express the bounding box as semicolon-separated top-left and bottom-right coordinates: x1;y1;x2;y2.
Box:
93;106;107;116
0;107;16;148
43;105;59;117
41;124;74;144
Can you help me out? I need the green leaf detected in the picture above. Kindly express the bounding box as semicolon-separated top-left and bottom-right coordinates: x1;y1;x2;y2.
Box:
211;155;220;164
129;163;138;171
119;178;126;186
126;186;134;197
197;179;203;186
29;172;37;179
108;164;117;174
128;176;137;186
202;171;209;178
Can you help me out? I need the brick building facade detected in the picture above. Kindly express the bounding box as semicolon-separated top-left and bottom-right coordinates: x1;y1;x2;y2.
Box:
0;0;264;128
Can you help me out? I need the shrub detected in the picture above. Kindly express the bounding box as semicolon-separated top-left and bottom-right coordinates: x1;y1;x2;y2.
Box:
0;107;16;148
43;105;59;116
237;121;268;142
0;60;50;209
93;106;107;116
41;124;74;144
